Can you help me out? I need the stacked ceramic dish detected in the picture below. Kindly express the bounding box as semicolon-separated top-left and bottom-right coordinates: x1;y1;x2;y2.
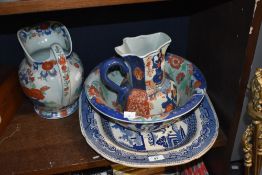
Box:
79;32;219;167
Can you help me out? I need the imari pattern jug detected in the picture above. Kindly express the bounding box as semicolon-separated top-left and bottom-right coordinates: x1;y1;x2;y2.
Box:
18;21;83;119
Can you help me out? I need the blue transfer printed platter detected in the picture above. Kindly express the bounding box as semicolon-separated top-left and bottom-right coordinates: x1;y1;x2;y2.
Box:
79;90;219;167
84;53;206;132
101;110;197;152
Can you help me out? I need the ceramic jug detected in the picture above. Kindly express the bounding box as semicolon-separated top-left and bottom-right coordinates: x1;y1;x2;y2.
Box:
100;32;178;118
18;21;84;119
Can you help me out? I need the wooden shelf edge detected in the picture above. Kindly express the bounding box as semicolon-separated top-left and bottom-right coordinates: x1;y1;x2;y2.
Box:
25;159;112;175
0;0;164;15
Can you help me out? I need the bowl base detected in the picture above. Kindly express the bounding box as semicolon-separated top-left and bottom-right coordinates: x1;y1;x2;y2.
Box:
34;101;78;119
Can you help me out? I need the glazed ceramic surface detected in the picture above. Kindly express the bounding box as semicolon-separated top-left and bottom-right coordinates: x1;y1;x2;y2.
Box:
102;109;197;152
79;91;219;167
85;53;206;131
100;32;178;118
18;21;84;119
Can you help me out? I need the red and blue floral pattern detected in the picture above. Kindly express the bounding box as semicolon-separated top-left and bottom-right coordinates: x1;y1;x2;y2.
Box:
19;52;83;119
18;21;83;119
18;21;70;45
85;53;206;131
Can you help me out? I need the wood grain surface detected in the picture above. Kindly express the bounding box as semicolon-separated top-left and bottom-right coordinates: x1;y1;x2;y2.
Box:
0;67;23;137
0;102;111;175
0;0;164;15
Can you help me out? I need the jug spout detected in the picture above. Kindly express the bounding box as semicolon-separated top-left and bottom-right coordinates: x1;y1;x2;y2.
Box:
115;32;171;58
115;32;171;88
17;21;72;64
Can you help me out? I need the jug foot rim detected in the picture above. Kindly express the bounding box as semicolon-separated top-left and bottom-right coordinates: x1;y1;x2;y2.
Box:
34;100;78;119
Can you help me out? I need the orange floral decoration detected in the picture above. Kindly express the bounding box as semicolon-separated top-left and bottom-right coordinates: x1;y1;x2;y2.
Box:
146;60;151;68
22;86;45;100
88;85;100;97
58;55;66;65
95;98;105;105
133;67;144;80
42;60;56;71
146;80;155;89
193;80;202;89
168;55;184;69
40;86;50;92
165;103;174;113
176;72;185;84
61;65;67;72
126;89;150;118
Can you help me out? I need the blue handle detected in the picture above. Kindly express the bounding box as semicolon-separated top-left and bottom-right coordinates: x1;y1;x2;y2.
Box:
100;57;131;105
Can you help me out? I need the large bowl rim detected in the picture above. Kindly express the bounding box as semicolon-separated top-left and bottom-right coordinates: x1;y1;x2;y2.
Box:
85;53;206;124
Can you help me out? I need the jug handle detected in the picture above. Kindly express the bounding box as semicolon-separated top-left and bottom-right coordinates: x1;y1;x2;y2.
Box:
100;58;131;105
51;43;71;107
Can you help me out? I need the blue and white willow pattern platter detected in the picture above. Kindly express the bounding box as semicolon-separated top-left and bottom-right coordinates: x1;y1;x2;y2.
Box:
79;91;219;167
101;110;197;152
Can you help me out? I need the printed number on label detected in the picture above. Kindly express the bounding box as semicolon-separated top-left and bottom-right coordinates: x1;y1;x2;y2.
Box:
148;155;165;162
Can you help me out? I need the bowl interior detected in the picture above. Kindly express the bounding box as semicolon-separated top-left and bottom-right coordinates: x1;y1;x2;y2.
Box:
85;53;206;123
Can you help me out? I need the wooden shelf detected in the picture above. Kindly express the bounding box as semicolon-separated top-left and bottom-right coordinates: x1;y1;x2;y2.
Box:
0;102;111;175
0;0;164;15
0;100;227;175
